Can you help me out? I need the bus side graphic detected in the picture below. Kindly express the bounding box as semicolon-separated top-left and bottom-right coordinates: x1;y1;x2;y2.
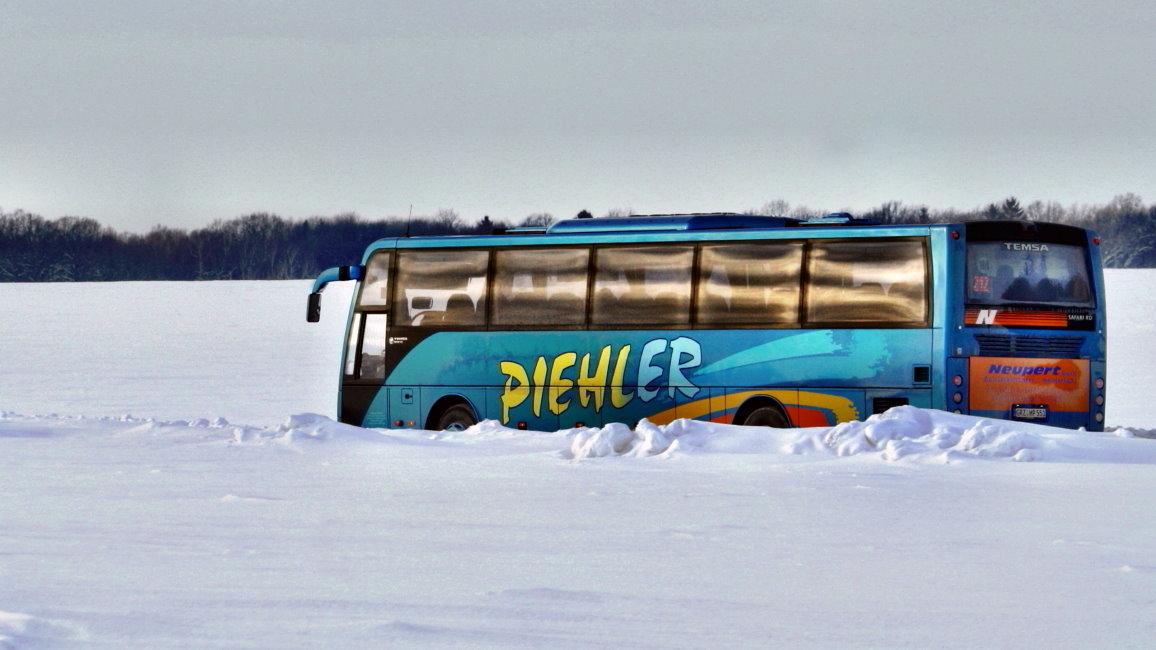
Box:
393;329;922;426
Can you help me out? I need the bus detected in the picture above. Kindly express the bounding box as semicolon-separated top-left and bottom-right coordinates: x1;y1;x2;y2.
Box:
307;214;1106;432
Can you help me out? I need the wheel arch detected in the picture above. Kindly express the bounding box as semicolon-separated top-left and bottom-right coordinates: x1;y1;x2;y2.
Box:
424;394;478;430
732;394;792;427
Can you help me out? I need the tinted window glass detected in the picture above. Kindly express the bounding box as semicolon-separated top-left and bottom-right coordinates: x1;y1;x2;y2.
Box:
698;242;803;325
806;240;926;324
358;314;388;379
967;241;1092;306
357;251;392;308
393;250;488;327
344;314;362;377
493;247;589;327
592;246;694;326
344;313;388;379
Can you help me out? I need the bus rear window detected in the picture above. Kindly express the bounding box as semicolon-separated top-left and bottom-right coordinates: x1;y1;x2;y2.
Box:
967;242;1092;306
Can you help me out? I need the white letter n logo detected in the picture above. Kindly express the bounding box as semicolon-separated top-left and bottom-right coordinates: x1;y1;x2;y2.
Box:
976;309;998;325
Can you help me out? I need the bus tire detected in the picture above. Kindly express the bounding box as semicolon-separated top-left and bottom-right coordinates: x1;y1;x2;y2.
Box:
739;405;790;429
433;404;477;432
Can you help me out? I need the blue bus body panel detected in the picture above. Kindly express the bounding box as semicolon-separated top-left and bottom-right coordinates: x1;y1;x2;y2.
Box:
382;328;934;428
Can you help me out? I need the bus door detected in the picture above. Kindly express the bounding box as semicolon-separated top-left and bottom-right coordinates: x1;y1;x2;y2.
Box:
340;251;393;427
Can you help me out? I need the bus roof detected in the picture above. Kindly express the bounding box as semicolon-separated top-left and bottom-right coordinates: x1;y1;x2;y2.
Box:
545;213;800;233
359;213;949;257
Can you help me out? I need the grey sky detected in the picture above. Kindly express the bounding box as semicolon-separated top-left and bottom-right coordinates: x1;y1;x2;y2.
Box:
2;1;1154;231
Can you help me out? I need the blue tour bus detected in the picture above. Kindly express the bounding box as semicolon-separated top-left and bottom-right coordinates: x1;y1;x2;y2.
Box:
307;214;1106;431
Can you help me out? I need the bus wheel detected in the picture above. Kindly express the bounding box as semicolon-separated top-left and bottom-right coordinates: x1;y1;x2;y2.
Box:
740;405;790;428
434;404;477;432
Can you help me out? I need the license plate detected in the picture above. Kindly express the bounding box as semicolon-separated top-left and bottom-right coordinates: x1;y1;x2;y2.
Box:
1013;405;1048;420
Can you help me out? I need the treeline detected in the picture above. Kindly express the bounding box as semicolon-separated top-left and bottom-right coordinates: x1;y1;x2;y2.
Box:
850;193;1156;268
1;195;1153;281
0;209;498;282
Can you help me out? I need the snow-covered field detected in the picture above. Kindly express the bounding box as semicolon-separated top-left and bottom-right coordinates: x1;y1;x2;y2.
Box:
1;271;1154;648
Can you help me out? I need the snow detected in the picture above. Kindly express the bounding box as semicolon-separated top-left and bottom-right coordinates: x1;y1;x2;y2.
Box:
1;270;1155;648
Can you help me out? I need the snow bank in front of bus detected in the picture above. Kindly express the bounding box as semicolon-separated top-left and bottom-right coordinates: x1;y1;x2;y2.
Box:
566;406;1156;464
190;406;1156;465
822;407;1054;461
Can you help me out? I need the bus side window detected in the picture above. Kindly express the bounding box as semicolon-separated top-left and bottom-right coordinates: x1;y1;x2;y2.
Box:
493;247;589;327
592;246;693;327
806;240;927;325
393;250;489;327
698;242;803;325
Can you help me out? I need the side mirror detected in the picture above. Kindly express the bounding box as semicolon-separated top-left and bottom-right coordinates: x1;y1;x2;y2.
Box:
306;292;322;322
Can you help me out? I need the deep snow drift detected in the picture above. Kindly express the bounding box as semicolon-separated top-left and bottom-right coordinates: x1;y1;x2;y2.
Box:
2;408;1155;648
1;271;1154;648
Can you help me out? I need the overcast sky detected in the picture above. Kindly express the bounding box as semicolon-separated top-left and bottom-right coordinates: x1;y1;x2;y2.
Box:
2;0;1153;231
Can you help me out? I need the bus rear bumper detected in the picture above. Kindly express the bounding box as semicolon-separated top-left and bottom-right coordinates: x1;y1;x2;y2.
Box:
967;408;1101;432
950;356;1105;432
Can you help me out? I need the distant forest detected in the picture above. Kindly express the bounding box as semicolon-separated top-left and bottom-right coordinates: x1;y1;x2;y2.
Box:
1;194;1153;281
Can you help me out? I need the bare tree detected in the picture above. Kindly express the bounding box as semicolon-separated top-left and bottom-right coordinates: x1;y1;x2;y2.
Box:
1024;200;1067;223
759;199;792;216
789;205;822;219
520;213;555;227
435;208;462;230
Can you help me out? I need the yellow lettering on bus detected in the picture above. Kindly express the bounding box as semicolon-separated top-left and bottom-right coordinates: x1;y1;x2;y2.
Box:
610;344;633;408
531;356;547;418
497;340;703;423
577;346;612;411
547;352;577;415
499;361;529;422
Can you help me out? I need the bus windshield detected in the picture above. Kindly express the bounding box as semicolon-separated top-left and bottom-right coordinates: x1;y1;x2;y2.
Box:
966;241;1093;306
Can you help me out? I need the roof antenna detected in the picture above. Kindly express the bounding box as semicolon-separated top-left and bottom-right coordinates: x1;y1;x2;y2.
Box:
405;204;413;237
